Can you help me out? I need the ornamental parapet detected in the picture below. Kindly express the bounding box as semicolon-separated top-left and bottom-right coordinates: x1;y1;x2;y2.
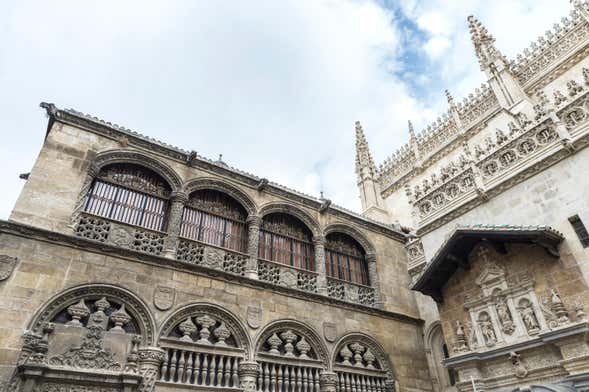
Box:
406;75;589;234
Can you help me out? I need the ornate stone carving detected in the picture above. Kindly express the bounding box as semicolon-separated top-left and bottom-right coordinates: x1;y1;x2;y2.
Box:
0;255;17;281
75;215;111;242
509;352;528;378
279;269;298;289
160;304;248;354
203;248;224;269
518;298;540;334
153;286;175;311
478;312;496;347
496;297;515;335
176;239;205;264
257;321;327;364
549;288;570;324
238;361;259;392
109;226;134;247
29;285;155;345
49;326;122;371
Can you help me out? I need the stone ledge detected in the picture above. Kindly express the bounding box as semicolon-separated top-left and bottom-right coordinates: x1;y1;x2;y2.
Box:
443;321;589;367
0;219;423;326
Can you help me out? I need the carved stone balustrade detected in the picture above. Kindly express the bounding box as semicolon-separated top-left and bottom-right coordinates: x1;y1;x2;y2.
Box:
176;237;249;276
326;278;376;307
257;259;318;294
75;213;167;256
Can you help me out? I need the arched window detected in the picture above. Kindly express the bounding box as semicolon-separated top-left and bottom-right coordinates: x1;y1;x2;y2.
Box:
83;163;171;231
258;213;314;271
325;233;369;286
180;190;248;253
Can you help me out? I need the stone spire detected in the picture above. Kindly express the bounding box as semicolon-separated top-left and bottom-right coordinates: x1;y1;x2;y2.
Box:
467;15;528;108
408;120;421;161
445;89;463;129
355;121;376;180
354;121;389;223
467;15;508;70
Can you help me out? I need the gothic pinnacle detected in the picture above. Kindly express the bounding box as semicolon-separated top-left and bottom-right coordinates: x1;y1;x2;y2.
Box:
467;15;506;69
408;120;416;140
354;121;375;176
445;89;456;108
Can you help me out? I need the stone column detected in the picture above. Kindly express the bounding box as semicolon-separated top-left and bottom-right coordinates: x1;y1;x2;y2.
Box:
138;347;166;392
162;191;188;259
245;215;261;279
313;235;328;295
366;252;382;308
238;361;259;392
319;371;338;392
69;162;100;231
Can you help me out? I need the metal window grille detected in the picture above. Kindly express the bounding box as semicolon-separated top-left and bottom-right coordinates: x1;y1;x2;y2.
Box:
84;179;169;231
325;234;369;286
179;190;248;253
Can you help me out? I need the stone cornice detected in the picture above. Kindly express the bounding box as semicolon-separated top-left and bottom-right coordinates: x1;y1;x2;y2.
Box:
443;322;589;367
0;219;422;326
43;105;406;243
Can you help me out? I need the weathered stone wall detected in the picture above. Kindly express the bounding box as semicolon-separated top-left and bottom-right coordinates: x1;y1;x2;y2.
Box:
9;121;417;318
0;232;433;391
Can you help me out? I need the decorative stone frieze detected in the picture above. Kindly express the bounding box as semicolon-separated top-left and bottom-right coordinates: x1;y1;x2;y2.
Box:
257;259;318;294
176;238;248;276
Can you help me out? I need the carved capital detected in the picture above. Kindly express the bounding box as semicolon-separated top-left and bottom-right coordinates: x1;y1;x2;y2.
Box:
238;361;260;378
87;162;100;178
319;371;338;390
312;235;326;246
138;347;166;366
169;191;188;204
246;214;261;227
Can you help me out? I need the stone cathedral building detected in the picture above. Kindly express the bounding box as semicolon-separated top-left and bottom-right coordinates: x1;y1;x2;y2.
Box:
2;3;589;392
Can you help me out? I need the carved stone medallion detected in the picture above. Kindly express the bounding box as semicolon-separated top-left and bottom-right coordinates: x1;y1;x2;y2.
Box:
0;255;17;281
153;286;175;311
323;322;337;342
279;270;297;288
246;306;262;329
109;226;134;247
203;248;224;269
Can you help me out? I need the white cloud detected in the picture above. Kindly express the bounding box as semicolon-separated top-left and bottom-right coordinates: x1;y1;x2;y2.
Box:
0;0;574;219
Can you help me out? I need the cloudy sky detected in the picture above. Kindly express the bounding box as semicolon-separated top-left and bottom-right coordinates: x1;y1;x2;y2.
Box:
0;0;567;218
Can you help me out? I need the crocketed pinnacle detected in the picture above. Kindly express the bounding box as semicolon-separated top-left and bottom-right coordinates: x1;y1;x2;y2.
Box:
355;121;376;178
467;15;508;69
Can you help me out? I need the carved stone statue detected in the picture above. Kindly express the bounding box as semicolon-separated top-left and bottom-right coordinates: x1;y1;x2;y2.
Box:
478;313;496;346
519;300;539;334
496;298;515;335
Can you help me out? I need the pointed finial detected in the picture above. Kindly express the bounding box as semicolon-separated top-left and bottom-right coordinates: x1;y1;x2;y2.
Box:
354;120;376;177
467;15;507;69
408;120;416;139
320;191;324;199
445;89;456;108
219;154;223;161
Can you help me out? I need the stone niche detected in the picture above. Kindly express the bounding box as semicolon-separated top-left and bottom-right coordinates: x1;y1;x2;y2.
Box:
10;295;147;392
439;241;589;392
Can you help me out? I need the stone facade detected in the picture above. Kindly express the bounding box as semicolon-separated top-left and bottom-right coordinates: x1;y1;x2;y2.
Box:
355;2;589;391
0;96;432;392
